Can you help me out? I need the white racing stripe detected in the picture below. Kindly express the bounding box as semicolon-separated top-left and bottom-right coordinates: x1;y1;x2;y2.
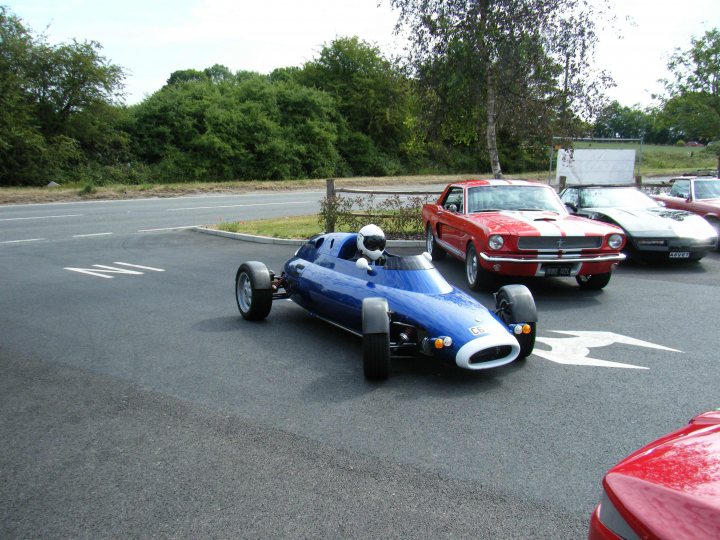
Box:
499;212;564;236
498;211;607;237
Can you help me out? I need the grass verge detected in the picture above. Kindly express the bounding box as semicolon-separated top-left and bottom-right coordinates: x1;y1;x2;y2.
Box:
217;215;328;239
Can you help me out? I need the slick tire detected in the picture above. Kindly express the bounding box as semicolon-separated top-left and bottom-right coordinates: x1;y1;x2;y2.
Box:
495;285;537;359
362;298;390;380
235;262;273;321
362;333;390;381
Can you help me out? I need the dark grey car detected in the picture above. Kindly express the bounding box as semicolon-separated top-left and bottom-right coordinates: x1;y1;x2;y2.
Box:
560;185;718;262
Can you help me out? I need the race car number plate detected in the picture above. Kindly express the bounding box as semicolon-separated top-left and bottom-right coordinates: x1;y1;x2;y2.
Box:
669;251;690;259
543;264;572;276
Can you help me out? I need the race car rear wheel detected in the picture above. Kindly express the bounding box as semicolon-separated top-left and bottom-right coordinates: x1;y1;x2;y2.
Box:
236;262;273;321
575;273;611;290
425;224;445;260
495;285;537;359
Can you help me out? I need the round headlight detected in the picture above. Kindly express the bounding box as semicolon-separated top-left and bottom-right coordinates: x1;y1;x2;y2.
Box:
608;233;624;250
488;234;504;250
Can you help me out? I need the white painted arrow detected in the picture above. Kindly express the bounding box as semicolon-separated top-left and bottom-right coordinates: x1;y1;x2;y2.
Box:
534;330;682;369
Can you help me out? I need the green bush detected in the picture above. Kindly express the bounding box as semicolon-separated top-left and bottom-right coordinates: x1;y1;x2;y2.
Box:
319;193;433;238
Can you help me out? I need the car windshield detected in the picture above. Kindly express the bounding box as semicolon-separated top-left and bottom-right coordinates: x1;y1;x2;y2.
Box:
467;185;566;213
694;180;720;199
579;187;657;209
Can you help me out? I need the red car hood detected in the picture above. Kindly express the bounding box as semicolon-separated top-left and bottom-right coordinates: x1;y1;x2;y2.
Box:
466;211;619;236
604;411;720;539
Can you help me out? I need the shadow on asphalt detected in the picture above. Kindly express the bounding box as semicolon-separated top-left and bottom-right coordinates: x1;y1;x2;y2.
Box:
231;300;522;402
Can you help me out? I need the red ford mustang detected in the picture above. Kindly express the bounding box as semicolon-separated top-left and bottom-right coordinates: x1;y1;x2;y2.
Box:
422;179;626;290
589;411;720;539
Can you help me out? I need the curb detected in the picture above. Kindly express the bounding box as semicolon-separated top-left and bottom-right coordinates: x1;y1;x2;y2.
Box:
193;227;425;248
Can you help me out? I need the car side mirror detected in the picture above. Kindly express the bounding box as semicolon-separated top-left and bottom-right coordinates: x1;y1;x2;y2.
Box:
355;257;375;275
565;202;577;213
447;203;459;213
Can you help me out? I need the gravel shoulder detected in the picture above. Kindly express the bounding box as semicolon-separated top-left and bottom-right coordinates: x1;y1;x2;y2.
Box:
0;174;483;206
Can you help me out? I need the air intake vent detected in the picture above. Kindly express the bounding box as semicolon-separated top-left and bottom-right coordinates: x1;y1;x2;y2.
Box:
469;345;514;364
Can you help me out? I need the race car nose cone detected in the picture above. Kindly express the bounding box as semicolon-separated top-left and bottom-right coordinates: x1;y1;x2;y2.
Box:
455;335;520;370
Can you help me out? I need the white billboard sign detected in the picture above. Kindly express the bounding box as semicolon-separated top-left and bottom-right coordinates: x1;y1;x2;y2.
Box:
556;149;636;185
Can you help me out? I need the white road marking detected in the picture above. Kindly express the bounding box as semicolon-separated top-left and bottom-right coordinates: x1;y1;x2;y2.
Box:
137;226;199;232
0;214;82;222
65;262;166;279
166;201;307;211
0;238;46;244
112;262;165;272
534;330;681;369
72;233;113;238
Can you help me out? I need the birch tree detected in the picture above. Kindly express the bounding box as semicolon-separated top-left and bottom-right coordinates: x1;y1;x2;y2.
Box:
388;0;611;177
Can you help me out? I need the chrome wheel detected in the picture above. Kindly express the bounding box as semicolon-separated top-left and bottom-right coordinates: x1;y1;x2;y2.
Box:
466;244;478;285
236;271;252;313
425;225;445;260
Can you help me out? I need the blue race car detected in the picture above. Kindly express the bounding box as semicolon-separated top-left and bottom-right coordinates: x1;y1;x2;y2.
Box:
235;228;537;380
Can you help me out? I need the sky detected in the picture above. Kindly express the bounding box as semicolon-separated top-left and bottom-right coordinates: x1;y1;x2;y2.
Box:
6;0;720;108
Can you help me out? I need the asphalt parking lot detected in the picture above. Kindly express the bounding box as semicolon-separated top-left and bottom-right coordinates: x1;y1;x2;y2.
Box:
1;225;719;539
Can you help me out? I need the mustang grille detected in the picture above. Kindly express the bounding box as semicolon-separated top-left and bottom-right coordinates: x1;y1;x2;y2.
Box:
517;236;602;250
469;345;514;365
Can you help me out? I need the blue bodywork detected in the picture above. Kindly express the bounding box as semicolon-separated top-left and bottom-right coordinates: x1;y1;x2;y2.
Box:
281;232;522;369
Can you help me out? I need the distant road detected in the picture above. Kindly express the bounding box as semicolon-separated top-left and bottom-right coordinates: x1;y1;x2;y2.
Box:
0;191;326;244
0;185;449;245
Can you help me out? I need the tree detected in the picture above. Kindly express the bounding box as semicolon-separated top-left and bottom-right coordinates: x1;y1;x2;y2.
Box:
0;6;126;185
593;101;651;139
665;29;720;98
0;6;38;183
166;68;207;86
129;72;343;181
298;36;413;175
660;28;720;170
26;39;125;137
388;0;611;177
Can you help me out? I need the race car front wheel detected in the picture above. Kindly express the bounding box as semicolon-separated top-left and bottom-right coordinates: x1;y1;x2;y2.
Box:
236;262;273;321
362;298;390;380
495;285;537;359
363;334;390;381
